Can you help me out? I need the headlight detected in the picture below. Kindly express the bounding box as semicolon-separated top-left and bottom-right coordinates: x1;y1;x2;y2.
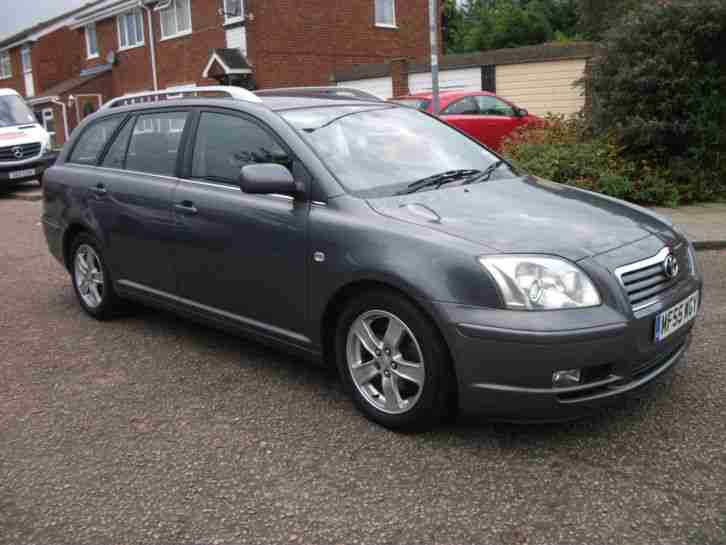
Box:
479;256;601;310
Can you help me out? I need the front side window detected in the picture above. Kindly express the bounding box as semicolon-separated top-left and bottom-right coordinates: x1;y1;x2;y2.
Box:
0;94;38;128
0;52;12;79
191;112;287;184
69;116;124;165
475;95;516;117
117;10;145;49
85;24;99;58
442;96;479;116
101;118;134;169
375;0;396;27
125;111;189;176
282;106;513;197
160;0;192;39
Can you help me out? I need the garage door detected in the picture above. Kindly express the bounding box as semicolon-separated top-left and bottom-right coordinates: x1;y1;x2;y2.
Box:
496;59;586;116
408;68;481;94
337;77;393;100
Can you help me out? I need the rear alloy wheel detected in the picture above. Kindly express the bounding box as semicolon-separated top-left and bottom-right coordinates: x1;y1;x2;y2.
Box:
336;290;454;431
70;234;122;320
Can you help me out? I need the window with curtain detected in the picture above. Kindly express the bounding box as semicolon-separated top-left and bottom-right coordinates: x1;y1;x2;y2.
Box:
117;10;145;49
160;0;192;39
375;0;396;27
85;24;99;58
0;52;12;79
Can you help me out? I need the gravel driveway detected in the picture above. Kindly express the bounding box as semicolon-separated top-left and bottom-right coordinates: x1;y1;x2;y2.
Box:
1;196;725;545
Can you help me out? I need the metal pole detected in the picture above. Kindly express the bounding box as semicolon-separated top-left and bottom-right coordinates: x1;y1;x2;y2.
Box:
429;0;440;114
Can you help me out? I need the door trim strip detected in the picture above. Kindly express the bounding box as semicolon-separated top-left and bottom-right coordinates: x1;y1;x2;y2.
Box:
117;279;311;345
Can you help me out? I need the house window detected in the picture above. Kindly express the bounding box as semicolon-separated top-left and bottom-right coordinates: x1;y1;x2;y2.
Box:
85;24;99;59
20;47;32;74
160;0;192;40
224;0;244;23
117;10;145;50
0;51;12;79
375;0;396;27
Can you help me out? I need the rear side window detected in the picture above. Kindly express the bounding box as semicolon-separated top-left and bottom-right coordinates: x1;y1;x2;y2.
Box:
69;116;123;165
191;112;287;184
125;111;189;176
101;119;134;169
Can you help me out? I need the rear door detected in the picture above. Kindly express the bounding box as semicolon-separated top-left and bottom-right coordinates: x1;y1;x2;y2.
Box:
96;109;191;292
170;109;310;345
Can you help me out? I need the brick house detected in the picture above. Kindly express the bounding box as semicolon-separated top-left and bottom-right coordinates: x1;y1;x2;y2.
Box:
1;0;434;147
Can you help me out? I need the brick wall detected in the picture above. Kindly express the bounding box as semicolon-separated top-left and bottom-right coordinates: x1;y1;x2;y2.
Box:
31;27;82;94
74;0;431;95
247;0;431;89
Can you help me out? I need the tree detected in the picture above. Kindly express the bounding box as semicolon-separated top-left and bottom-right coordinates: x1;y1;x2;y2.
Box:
588;0;726;199
576;0;640;40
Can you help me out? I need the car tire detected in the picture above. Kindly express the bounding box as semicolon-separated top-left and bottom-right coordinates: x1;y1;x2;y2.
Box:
70;233;122;320
335;289;455;431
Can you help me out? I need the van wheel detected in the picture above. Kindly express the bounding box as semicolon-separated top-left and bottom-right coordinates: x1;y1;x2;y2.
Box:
70;234;122;320
335;289;454;431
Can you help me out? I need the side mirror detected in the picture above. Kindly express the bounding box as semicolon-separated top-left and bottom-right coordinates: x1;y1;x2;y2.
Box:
515;107;529;118
240;163;298;196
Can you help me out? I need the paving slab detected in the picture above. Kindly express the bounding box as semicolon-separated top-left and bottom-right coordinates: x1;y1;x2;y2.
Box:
652;203;726;250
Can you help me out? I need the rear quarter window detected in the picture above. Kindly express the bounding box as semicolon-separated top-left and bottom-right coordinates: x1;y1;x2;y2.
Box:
68;116;124;165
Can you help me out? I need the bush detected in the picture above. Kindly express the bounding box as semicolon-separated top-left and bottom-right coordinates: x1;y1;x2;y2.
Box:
502;114;682;206
587;0;726;201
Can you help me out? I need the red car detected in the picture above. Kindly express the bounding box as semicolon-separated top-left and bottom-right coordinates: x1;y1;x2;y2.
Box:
391;90;541;151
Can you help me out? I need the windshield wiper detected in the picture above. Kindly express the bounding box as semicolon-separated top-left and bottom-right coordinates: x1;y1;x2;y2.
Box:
462;160;507;186
397;169;482;195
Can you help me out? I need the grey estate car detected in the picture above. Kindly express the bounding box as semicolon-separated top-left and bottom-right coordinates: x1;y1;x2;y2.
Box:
42;86;702;430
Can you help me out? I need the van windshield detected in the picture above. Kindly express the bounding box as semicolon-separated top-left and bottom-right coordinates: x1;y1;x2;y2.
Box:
0;95;37;128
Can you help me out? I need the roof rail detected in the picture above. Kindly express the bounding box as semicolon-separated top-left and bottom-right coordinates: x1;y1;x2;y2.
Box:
101;86;263;109
255;86;384;102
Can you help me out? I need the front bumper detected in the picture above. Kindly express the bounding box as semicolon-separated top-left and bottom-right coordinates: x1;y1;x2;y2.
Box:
0;153;57;184
437;271;702;421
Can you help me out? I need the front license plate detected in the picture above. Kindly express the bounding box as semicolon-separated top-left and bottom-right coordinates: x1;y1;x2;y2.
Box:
9;168;35;179
655;291;699;342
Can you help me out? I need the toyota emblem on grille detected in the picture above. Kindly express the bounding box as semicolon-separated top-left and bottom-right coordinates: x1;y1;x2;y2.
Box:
663;253;680;279
12;146;23;159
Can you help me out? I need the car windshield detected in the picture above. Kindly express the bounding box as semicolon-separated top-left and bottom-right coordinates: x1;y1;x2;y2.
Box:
0;95;37;128
282;105;516;197
389;98;431;111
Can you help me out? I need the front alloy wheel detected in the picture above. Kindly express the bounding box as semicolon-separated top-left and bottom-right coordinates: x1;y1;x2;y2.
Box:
346;310;426;414
336;290;454;431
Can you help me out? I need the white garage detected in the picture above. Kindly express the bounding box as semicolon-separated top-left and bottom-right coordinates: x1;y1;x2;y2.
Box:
408;67;481;94
337;77;393;100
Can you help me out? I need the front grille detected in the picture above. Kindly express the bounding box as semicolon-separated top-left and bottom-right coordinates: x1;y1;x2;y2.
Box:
616;246;686;310
0;142;42;162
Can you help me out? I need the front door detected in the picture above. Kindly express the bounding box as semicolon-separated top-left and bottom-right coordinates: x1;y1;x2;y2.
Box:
471;95;523;151
76;95;103;124
172;109;310;346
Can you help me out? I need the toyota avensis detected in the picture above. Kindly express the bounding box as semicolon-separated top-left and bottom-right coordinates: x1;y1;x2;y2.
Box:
42;86;702;430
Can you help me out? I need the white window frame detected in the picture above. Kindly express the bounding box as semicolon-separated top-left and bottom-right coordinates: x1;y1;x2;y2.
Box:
42;108;56;147
374;0;397;28
159;0;193;41
85;23;99;59
223;0;244;25
0;51;12;79
117;9;145;51
20;46;32;74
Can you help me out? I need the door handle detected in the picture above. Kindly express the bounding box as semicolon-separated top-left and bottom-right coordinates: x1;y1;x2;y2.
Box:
92;183;107;196
174;201;198;215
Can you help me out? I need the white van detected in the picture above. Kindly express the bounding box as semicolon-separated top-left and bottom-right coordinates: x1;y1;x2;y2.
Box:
0;88;56;187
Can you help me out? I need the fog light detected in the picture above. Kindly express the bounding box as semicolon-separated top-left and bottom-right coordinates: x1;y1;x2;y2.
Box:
552;369;582;387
